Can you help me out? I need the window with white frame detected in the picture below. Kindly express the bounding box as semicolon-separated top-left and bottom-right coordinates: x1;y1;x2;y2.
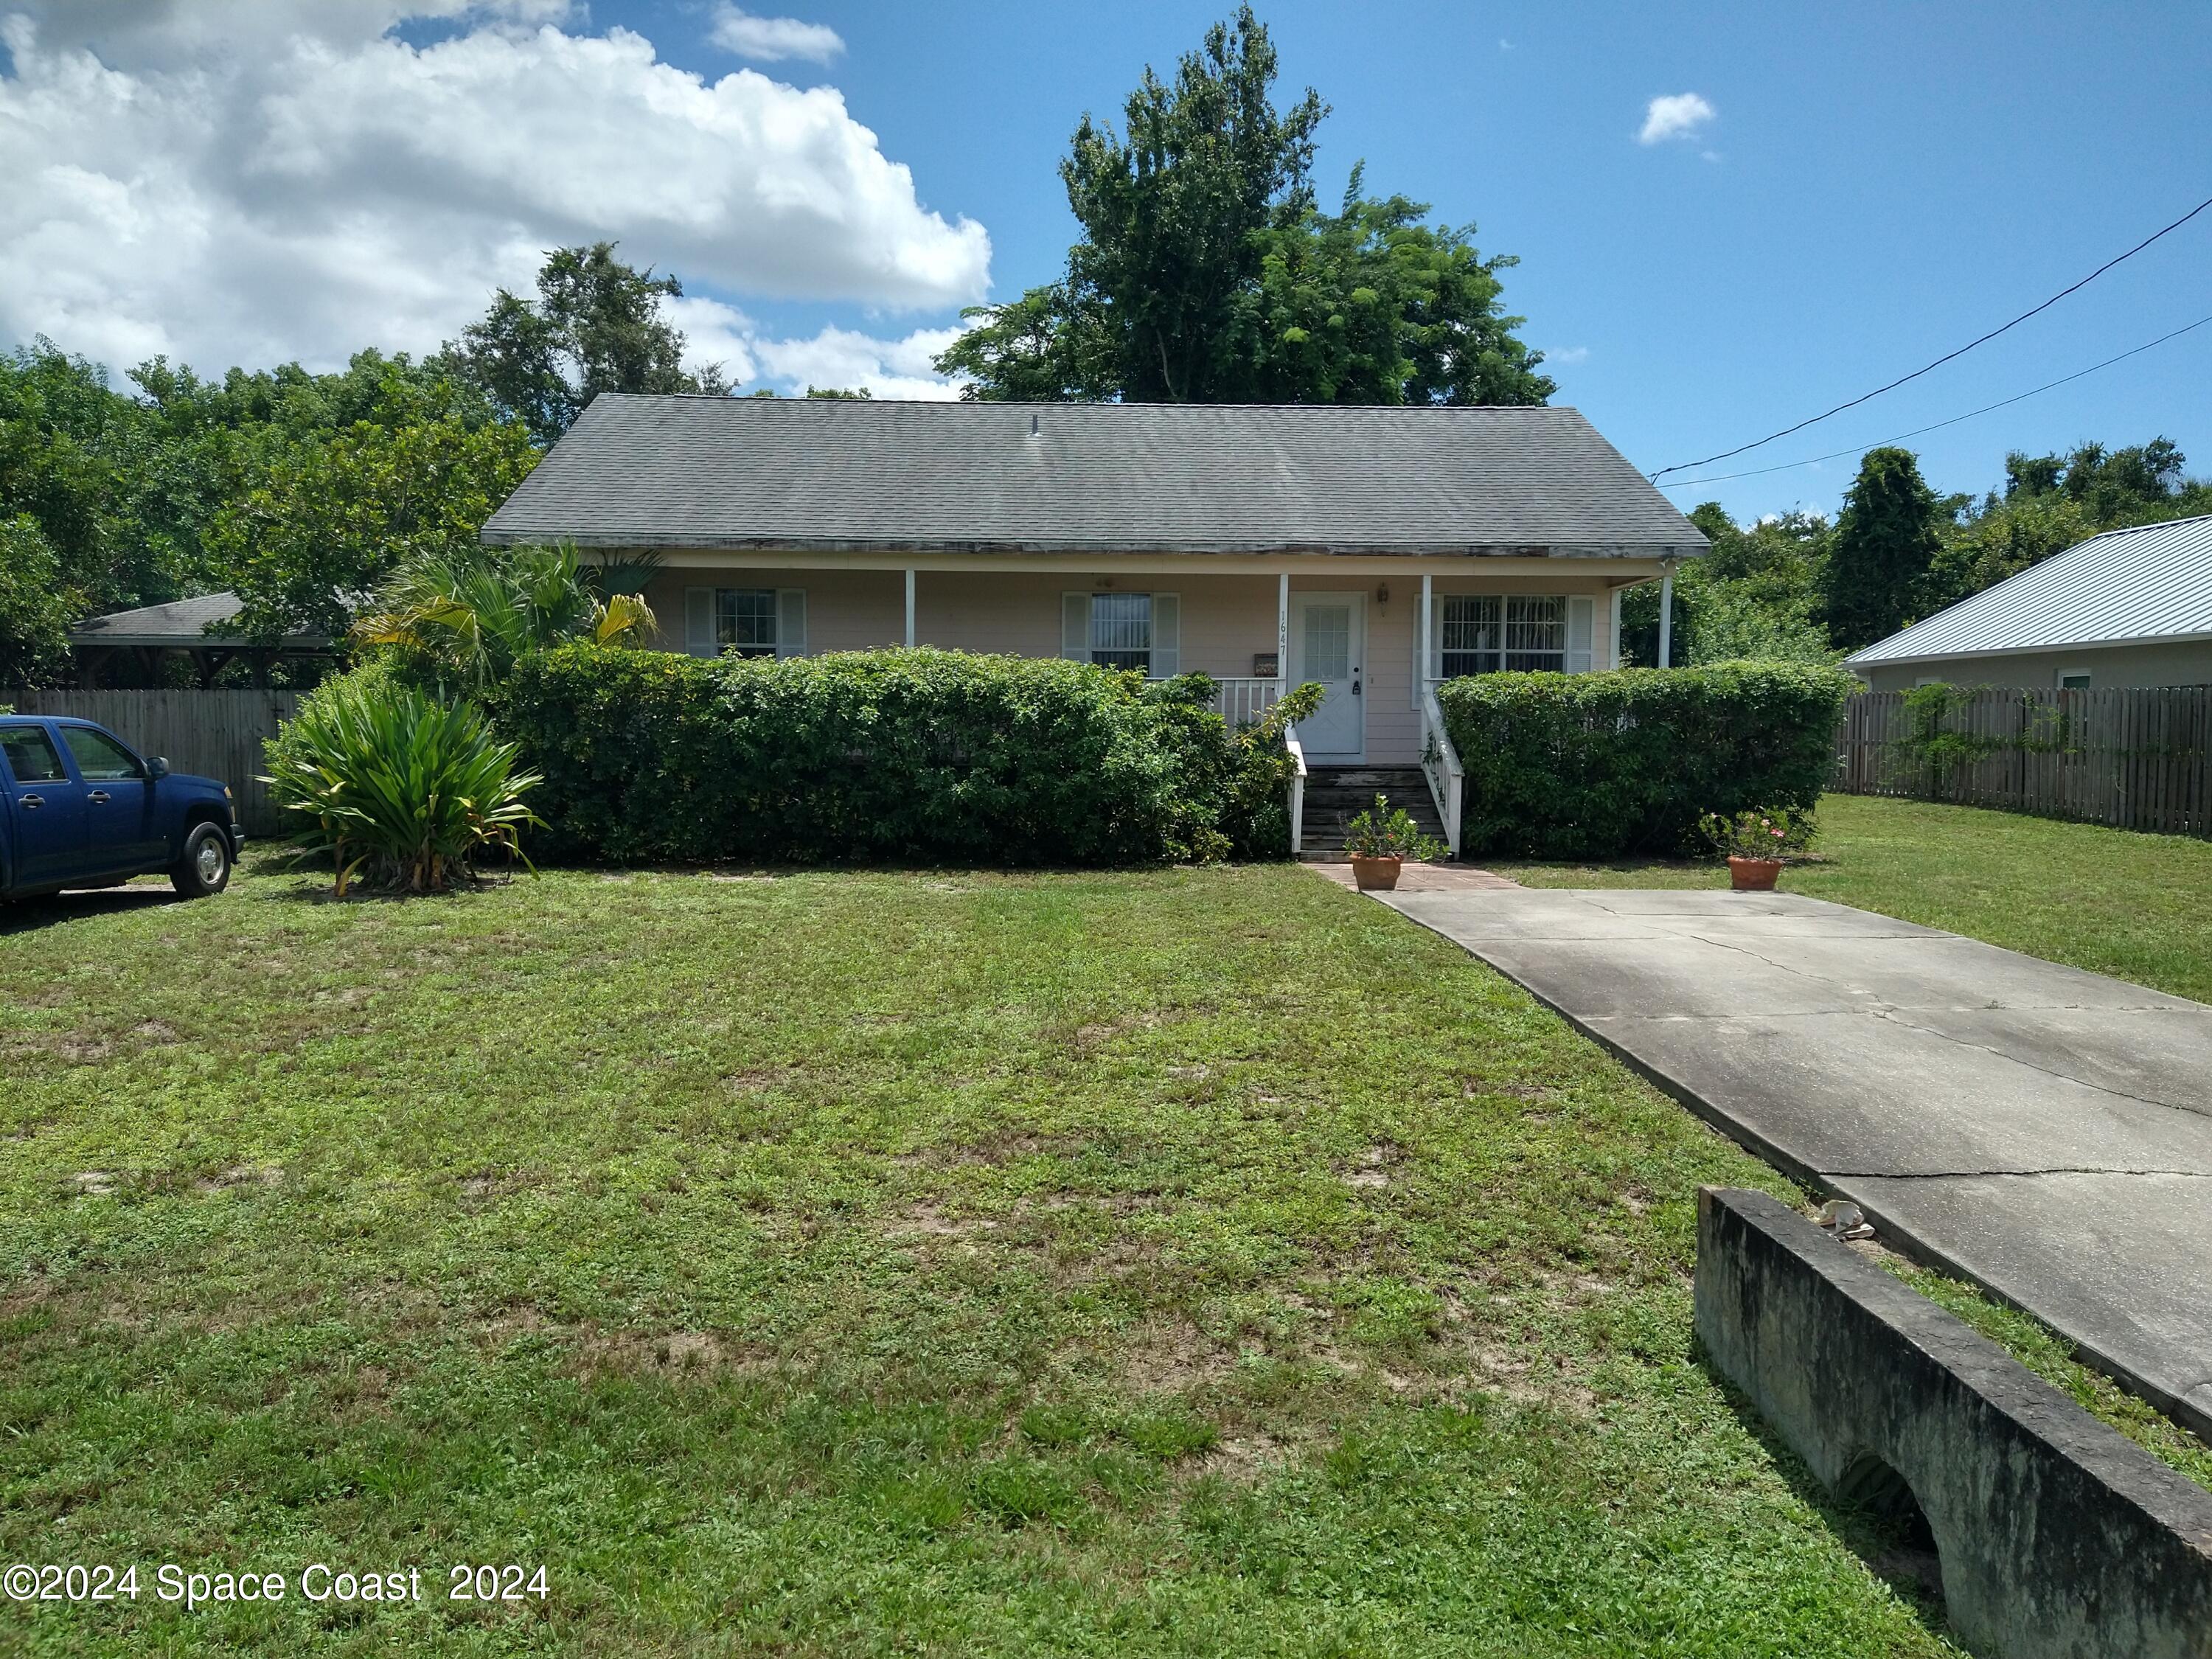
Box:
1062;591;1179;676
716;589;779;657
1440;595;1567;675
684;586;807;658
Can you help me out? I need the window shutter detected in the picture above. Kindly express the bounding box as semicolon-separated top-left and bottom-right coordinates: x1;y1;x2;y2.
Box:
685;588;715;657
1567;596;1594;673
1427;593;1444;683
1062;592;1091;661
776;589;807;658
1150;593;1179;678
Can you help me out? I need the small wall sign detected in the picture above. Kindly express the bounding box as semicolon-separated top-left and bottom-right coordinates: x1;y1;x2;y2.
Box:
1252;652;1279;678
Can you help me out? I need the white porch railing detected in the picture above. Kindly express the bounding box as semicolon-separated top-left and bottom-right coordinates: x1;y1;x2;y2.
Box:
1160;675;1281;726
1419;686;1464;858
1285;721;1308;855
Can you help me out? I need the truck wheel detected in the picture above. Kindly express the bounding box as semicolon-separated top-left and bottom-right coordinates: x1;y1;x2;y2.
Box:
172;823;232;897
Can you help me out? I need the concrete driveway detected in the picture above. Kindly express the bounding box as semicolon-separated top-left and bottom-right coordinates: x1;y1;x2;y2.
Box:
1374;883;2212;1441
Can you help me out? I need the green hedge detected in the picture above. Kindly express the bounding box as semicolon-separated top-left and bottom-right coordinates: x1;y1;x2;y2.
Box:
1436;662;1854;858
496;645;1288;866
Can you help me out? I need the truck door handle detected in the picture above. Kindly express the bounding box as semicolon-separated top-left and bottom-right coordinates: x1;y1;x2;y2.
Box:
88;790;111;804
20;794;41;809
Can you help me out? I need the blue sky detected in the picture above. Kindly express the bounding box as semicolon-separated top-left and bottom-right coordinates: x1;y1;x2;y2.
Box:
13;0;2212;522
670;0;2212;523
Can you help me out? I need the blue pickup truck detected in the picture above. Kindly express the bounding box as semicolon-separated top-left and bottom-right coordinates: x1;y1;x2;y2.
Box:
0;715;243;900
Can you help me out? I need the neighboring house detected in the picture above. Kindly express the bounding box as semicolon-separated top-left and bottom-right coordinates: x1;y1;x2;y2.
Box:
480;396;1705;771
68;593;337;688
1848;513;2212;692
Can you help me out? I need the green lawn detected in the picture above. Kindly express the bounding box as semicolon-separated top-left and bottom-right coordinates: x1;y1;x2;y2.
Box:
1;860;1969;1656
1498;793;2212;1004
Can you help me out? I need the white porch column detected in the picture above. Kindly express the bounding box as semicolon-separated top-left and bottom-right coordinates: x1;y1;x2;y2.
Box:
904;567;917;647
1276;572;1290;698
1417;571;1433;708
1607;586;1624;670
1658;566;1674;668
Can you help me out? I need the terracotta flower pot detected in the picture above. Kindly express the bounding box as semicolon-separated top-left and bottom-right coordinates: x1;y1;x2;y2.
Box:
1350;853;1405;891
1728;855;1783;892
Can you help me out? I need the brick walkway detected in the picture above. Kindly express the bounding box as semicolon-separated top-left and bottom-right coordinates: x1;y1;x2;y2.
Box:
1302;860;1522;894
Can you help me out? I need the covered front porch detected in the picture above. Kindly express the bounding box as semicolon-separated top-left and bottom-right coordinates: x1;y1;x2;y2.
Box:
639;552;1676;765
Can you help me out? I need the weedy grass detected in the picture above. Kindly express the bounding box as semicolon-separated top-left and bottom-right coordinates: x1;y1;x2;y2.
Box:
0;860;1975;1654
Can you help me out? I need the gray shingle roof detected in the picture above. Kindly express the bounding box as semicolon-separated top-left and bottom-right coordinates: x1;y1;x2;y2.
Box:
481;396;1705;557
1846;512;2212;667
69;591;332;647
70;592;243;644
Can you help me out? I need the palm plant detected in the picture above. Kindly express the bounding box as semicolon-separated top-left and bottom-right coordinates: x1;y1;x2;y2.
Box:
354;543;656;695
265;675;543;894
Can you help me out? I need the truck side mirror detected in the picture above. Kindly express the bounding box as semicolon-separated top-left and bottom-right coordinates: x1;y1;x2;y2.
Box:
147;757;170;779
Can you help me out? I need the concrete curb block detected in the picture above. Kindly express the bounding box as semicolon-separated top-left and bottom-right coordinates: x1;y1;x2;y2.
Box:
1696;1186;2212;1658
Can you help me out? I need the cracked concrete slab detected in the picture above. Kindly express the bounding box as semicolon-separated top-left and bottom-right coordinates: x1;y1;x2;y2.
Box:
1373;884;2212;1440
1577;1010;2212;1178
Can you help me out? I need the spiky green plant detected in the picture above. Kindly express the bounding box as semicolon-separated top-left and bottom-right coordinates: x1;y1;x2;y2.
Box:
265;675;543;894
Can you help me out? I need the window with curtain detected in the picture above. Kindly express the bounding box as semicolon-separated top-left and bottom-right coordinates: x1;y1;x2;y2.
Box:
1089;592;1152;672
715;589;779;658
1439;595;1567;675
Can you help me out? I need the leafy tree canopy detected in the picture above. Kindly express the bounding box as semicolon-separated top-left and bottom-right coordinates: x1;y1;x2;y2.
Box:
1919;436;2211;617
209;417;541;643
1821;447;1944;651
445;242;728;445
0;514;73;686
935;7;1552;407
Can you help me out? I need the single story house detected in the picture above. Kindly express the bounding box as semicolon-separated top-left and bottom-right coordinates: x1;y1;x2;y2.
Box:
69;592;336;688
1848;512;2212;692
481;397;1705;776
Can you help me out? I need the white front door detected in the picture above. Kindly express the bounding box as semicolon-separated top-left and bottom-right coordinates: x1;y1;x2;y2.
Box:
1289;591;1365;759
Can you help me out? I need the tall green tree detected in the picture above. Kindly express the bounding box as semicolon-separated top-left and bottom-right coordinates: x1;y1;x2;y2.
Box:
447;243;728;445
1822;447;1944;650
209;417;540;642
1919;436;2210;616
0;515;73;686
935;8;1551;407
1620;504;1834;667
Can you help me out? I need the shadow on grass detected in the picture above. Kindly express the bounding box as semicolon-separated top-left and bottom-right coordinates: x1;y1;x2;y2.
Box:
1694;1341;1955;1642
0;886;181;934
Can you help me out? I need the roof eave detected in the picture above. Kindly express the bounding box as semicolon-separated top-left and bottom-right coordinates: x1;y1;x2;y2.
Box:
1846;628;2212;667
479;526;1706;558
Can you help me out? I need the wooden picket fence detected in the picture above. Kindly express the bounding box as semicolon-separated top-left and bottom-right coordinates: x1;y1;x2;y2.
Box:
1834;686;2212;838
1;688;301;836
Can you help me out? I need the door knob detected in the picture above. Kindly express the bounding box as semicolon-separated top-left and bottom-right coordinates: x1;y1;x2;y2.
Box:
88;790;111;804
20;794;41;809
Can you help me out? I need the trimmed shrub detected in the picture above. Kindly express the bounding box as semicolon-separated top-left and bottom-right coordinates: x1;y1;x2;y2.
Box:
1437;662;1853;858
496;645;1270;866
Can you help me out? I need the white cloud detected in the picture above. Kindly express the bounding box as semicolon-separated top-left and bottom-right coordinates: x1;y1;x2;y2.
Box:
1637;92;1715;146
0;5;987;376
708;4;844;65
661;297;966;400
1545;345;1590;366
751;321;968;400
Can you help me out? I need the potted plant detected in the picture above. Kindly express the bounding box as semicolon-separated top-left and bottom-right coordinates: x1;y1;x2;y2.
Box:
1697;807;1813;891
1342;794;1446;891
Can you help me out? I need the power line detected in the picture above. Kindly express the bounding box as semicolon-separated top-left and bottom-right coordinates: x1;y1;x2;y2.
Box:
1647;192;2212;481
1652;310;2212;490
